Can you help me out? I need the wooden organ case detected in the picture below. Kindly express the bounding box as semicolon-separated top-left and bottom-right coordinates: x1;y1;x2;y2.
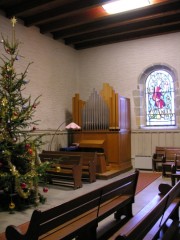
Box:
72;83;132;174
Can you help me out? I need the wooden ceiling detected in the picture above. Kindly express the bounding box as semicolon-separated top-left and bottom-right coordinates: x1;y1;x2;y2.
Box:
0;0;180;50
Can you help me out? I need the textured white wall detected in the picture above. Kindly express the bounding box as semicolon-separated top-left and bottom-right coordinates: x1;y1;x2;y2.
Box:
0;13;78;131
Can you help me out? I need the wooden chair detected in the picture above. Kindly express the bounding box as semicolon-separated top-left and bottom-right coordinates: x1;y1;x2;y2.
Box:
152;147;165;171
171;154;180;186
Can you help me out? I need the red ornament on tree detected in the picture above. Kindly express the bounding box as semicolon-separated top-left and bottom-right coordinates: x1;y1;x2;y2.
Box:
43;187;48;193
28;148;33;155
25;143;31;149
21;183;27;189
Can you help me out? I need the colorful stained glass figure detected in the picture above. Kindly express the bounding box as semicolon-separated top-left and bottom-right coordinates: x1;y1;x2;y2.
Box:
146;70;175;126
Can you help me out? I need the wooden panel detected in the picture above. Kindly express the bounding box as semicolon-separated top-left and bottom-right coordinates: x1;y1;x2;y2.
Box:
142;133;152;156
79;99;85;127
132;130;180;159
106;133;119;163
79;139;104;148
158;132;167;146
115;93;119;129
119;96;131;130
72;94;79;124
174;133;180;147
119;131;131;166
110;94;116;129
151;133;160;153
125;98;131;130
73;131;132;171
131;132;137;158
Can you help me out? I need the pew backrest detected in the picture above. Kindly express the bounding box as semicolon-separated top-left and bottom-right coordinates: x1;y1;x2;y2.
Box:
5;171;139;240
164;148;180;161
39;150;97;182
111;180;180;240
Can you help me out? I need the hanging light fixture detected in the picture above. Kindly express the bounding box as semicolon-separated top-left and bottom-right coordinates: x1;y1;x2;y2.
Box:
102;0;151;14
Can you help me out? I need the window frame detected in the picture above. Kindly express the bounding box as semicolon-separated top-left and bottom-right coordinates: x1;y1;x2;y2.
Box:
137;64;178;129
145;69;175;126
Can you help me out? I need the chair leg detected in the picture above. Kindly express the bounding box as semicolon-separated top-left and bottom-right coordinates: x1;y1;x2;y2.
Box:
171;175;175;186
153;161;156;171
162;165;166;177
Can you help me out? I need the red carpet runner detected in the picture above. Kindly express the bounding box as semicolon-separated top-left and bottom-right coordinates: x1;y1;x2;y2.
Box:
136;171;161;194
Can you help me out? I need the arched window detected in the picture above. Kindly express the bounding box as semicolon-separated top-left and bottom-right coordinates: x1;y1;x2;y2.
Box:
133;64;178;129
146;69;175;126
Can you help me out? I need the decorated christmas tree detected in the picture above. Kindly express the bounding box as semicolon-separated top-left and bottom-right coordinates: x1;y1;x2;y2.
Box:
0;17;49;211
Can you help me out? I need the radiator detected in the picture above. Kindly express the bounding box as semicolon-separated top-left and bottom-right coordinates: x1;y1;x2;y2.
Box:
135;155;152;170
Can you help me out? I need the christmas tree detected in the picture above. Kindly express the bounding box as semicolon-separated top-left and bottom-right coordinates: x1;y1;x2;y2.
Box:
0;17;49;211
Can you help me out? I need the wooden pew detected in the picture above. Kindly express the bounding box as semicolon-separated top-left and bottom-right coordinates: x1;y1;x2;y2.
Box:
39;153;83;189
56;150;97;182
5;171;139;240
108;181;180;240
152;147;180;175
39;150;97;183
162;148;180;177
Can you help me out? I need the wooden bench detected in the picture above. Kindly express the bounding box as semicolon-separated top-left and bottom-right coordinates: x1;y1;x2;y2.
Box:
152;147;180;175
39;153;83;189
162;148;180;177
5;170;139;240
109;181;180;240
40;150;97;183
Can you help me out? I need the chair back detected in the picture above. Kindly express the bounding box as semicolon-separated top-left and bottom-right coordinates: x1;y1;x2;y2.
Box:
175;154;180;169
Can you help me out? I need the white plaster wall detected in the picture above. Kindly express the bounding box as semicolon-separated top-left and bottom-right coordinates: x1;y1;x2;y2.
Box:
0;13;78;130
78;34;180;130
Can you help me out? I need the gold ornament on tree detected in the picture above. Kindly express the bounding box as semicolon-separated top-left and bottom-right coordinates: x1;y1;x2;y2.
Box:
9;201;15;210
2;97;8;106
9;199;16;214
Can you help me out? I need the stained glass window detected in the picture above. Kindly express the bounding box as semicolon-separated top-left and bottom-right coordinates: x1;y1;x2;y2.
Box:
146;70;175;126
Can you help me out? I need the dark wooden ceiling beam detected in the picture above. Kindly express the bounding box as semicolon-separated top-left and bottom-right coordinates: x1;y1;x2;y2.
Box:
3;0;53;17
53;1;180;39
74;22;180;50
0;0;180;50
0;0;24;7
24;0;111;26
64;12;180;45
39;7;107;34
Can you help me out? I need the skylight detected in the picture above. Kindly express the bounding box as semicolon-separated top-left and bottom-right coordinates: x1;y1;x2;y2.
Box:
102;0;151;14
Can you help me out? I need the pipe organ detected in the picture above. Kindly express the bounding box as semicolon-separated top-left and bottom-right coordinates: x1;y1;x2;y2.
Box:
82;89;109;131
72;83;132;173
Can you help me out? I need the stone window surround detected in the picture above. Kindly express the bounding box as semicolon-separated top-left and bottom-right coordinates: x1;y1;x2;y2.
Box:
133;63;180;129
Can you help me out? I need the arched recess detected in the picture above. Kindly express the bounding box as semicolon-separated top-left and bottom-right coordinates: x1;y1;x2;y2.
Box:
133;64;180;128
